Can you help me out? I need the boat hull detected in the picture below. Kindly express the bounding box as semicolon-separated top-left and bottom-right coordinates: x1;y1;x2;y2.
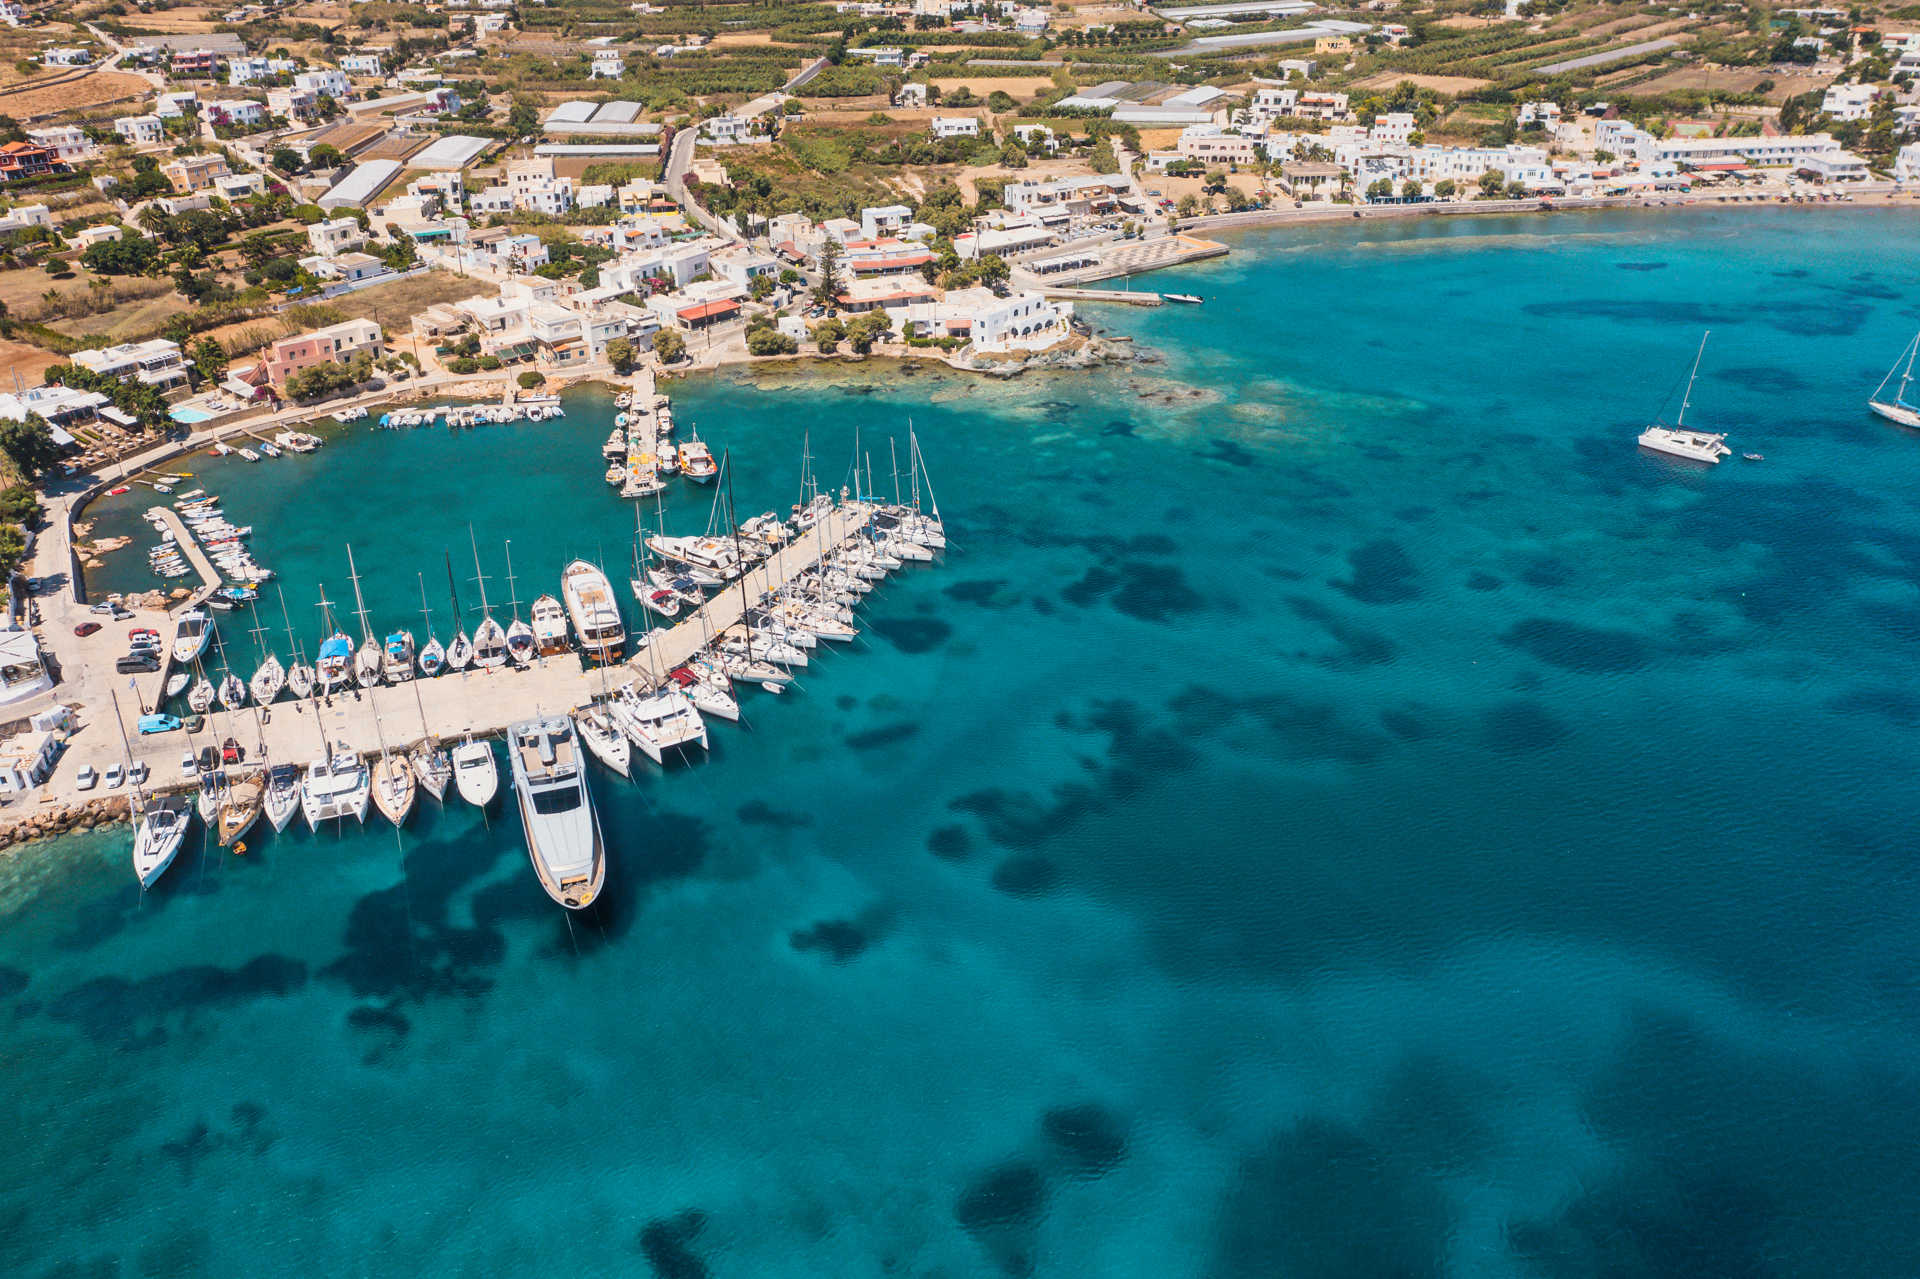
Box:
1869;399;1920;429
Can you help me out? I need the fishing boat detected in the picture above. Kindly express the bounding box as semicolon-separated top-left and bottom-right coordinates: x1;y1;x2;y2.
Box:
1869;329;1920;428
531;594;569;656
188;678;215;713
452;735;498;807
301;750;370;828
1638;331;1732;464
370;752;416;826
677;430;718;483
132;793;192;888
382;630;415;684
561;560;625;663
574;705;631;777
217;671;247;710
261;761;300;832
250;652;285;705
217;772;263;848
508;715;605;910
418;634;445;678
411;741;452;801
172;609;212;664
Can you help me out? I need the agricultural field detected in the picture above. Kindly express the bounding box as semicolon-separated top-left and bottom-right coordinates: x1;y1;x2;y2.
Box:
0;70;152;120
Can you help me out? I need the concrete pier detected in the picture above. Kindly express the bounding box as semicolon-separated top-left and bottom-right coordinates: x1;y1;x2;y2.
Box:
92;501;882;785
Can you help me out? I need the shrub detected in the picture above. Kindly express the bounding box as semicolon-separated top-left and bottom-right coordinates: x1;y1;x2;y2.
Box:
517;370;545;389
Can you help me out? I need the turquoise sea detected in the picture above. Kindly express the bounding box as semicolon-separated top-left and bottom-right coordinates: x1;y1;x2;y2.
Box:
6;208;1920;1277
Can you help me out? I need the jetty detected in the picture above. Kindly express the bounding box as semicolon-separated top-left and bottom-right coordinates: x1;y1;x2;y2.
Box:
98;501;882;783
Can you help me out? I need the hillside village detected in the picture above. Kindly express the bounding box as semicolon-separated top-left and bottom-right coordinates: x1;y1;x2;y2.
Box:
0;0;1905;516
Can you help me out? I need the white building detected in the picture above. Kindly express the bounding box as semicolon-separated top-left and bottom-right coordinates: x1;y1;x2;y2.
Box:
0;632;51;711
339;53;384;77
860;204;913;239
295;68;351;101
1897;141;1920;183
307;216;365;256
0;725;58;792
702;114;750;143
1821;83;1877;122
207;99;266;129
71;338;188;388
1517;101;1561;129
155;90;198;119
25;126;96;164
113;113;164;148
930;116;980;139
1369;111;1417;147
42;48;92;67
591;50;626;78
505;157;575;215
966;289;1074;354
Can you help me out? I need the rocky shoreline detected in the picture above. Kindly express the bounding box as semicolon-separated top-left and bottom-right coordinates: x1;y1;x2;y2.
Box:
0;794;133;851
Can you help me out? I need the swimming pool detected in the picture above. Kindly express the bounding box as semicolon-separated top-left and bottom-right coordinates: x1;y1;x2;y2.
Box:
168;405;216;424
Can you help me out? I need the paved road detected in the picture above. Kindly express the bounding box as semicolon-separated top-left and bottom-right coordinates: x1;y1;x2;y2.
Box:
663;127;737;241
1537;38;1677;75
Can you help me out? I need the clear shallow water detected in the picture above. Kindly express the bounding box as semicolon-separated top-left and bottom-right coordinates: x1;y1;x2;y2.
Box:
9;209;1920;1277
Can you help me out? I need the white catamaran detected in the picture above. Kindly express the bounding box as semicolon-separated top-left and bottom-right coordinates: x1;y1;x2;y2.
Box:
1638;330;1732;465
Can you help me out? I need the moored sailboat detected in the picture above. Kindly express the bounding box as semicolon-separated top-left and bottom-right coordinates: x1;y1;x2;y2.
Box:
1638;331;1732;464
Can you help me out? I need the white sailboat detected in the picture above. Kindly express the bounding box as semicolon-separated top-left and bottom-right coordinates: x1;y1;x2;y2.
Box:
347;547;383;685
503;541;535;667
262;760;301;832
133;793;193;888
573;704;631;777
1638;331;1732;464
1869;329;1920;429
278;586;314;700
469;531;508;670
302;748;370;828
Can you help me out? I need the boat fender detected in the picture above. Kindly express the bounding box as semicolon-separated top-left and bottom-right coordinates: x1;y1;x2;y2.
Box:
233;842;246;856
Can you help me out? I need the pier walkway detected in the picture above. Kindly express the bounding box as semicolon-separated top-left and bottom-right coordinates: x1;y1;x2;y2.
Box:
149;506;222;597
95;501;879;785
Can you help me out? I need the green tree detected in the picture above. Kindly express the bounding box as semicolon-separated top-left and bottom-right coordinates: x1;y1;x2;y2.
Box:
1434;179;1457;198
1090;139;1119;174
0;413;63;480
1401;179;1422;200
283;362;357;401
0;484;37;523
746;327;798;356
189;337;227;383
508;97;540;136
605;337;635;374
1477;169;1507;198
812;317;844;353
1366;177;1394;201
813;238;844;311
748;274;774;301
81;236;158;275
517;370;545;389
653;330;686;364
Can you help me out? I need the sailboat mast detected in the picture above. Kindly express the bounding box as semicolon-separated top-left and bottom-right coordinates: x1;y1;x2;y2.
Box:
503;540;521;620
1678;330;1709;430
445;550;464;625
470;527;491;616
345;545;373;644
890;437;902;506
1902;331;1918;403
724;447;753;664
418;572;434;641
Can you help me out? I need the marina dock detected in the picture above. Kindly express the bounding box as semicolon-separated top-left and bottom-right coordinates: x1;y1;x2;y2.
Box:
99;501;880;783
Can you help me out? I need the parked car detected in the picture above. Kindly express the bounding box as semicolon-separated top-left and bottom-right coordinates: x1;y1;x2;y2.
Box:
128;627;158;642
89;602;115;615
104;763;125;789
130;761;149;785
137;712;181;735
73;622;102;637
75;764;98;790
178;752;196;775
116;654;160;674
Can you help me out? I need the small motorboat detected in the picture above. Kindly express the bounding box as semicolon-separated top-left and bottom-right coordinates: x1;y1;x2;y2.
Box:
1163;292;1203;304
1742;452;1764;462
165;672;190;699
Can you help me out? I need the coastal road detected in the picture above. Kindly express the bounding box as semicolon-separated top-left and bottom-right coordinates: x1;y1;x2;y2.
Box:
663;127;739;241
